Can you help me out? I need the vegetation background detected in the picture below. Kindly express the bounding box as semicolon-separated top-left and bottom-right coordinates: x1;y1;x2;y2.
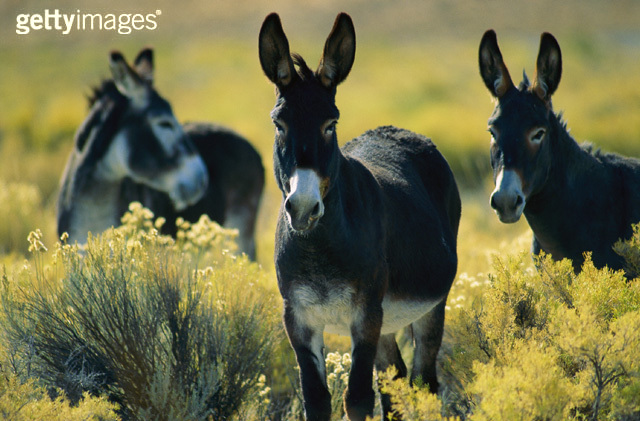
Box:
0;0;639;419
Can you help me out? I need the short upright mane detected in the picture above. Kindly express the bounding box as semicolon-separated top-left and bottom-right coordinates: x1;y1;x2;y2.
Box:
87;79;123;108
518;70;531;90
291;53;316;80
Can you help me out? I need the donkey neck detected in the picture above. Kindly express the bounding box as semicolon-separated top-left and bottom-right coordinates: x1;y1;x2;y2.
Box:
63;132;131;243
523;115;605;257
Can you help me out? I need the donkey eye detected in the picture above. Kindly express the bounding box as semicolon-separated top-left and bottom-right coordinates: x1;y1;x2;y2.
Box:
488;128;498;143
157;120;174;130
273;120;285;135
324;120;337;137
530;128;546;144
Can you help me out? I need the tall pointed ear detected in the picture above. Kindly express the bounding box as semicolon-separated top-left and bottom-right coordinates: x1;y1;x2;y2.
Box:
317;13;356;89
478;30;514;98
532;32;562;103
134;47;154;84
109;51;148;106
259;13;296;89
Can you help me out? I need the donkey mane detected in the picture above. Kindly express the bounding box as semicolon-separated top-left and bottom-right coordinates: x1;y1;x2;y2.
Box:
546;108;604;162
291;53;316;80
77;82;128;159
87;79;123;108
518;70;531;90
59;79;129;214
532;104;622;163
547;109;596;167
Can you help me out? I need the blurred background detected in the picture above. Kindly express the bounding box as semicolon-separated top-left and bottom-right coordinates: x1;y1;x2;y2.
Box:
1;0;639;273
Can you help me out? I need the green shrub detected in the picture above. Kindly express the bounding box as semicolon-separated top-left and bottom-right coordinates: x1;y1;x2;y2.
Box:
1;204;279;420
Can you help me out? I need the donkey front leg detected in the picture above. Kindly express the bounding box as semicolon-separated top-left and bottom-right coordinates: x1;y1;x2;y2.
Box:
345;302;383;421
411;298;447;394
283;305;331;421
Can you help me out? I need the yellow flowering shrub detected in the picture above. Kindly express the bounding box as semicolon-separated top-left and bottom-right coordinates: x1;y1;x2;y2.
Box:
441;247;640;421
0;366;118;421
378;366;455;421
470;340;577;421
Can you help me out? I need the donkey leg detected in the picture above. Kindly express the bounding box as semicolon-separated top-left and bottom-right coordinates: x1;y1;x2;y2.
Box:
283;305;331;421
345;303;382;421
375;333;408;421
410;299;447;394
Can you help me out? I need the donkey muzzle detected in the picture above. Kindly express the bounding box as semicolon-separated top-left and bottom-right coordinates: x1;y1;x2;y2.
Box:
490;169;525;223
284;169;325;232
170;154;209;211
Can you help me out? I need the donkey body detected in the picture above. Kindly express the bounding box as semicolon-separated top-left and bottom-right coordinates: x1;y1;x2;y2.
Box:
57;49;263;259
260;13;460;420
479;30;640;273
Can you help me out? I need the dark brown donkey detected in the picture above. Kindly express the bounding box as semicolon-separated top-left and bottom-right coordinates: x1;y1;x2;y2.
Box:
57;48;264;259
479;30;640;274
260;13;460;420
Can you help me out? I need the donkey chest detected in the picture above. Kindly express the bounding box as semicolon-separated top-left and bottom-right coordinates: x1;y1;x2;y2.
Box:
290;283;435;336
291;284;356;336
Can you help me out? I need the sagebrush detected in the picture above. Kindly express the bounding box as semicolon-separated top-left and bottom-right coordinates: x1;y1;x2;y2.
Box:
1;204;280;420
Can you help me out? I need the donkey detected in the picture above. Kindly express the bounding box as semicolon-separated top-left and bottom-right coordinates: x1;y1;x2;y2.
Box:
479;30;640;274
57;48;264;259
260;13;460;420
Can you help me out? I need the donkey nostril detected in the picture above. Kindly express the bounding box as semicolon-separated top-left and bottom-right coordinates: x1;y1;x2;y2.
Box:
285;199;292;212
310;202;323;219
515;195;524;208
490;195;498;210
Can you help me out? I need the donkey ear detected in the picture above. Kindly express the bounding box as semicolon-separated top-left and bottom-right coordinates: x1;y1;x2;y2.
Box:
134;47;154;84
478;30;514;98
259;13;297;89
109;51;148;106
532;33;562;102
317;13;356;89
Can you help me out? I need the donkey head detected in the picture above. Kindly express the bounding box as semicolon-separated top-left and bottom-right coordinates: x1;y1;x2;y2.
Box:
259;13;355;232
91;49;208;211
479;30;562;223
